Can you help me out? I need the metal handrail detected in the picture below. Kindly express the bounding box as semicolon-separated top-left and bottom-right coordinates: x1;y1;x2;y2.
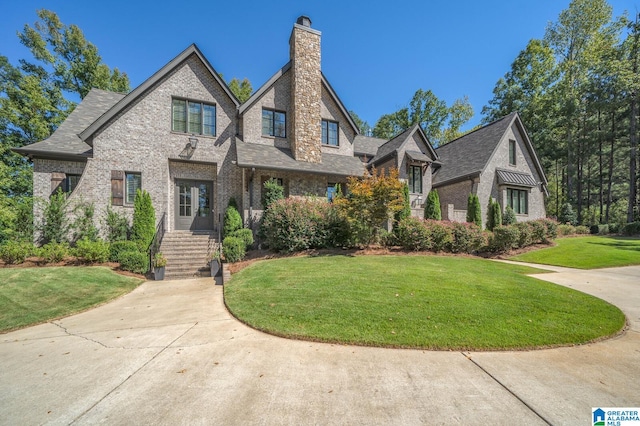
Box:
148;212;166;272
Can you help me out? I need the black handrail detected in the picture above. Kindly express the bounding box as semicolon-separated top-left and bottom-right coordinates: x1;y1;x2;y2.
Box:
148;212;166;272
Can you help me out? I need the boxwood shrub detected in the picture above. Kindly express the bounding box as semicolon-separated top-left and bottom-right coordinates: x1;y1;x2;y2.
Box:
39;242;69;263
118;250;149;274
73;238;110;263
0;241;33;264
490;226;521;253
223;236;245;263
109;240;140;262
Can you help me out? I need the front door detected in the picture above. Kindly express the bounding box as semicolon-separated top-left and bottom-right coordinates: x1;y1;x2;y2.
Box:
175;179;214;231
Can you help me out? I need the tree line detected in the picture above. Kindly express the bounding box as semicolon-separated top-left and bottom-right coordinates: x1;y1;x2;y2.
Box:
483;0;638;225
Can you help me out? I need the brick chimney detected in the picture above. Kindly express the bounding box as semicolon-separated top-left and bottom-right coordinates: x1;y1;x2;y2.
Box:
289;15;322;163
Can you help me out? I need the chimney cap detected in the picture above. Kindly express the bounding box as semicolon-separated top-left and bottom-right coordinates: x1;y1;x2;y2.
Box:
296;16;312;27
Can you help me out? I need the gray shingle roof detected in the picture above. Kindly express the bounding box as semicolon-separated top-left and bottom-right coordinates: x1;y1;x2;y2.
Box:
496;169;538;187
405;150;432;163
235;142;365;177
369;124;438;165
353;135;387;156
13;88;125;159
432;113;516;186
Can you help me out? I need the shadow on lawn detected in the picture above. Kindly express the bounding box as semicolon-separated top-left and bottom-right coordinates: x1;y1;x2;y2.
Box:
586;236;640;252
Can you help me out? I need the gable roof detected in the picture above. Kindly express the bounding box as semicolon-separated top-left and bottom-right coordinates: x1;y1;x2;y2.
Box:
79;44;240;143
432;112;547;188
238;62;359;136
13;88;125;160
432;113;515;186
235;141;364;177
369;124;438;166
353;135;387;157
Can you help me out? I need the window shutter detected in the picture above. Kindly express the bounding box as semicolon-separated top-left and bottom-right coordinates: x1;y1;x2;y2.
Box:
111;170;124;206
51;172;65;195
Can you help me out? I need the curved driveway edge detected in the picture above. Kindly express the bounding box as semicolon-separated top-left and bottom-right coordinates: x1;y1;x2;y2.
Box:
1;264;638;425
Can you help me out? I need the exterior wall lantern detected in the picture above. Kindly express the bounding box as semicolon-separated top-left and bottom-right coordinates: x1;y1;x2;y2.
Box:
189;136;198;149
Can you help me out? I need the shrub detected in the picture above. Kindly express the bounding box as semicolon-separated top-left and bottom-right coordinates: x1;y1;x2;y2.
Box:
223;236;245;262
466;194;482;228
40;242;69;263
262;178;285;210
223;205;243;238
261;198;347;252
72;202;99;243
424;190;442;220
490;226;521;253
379;229;398;247
233;228;254;250
557;224;576;236
73;238;110;263
541;218;558;240
334;168;405;246
109;240;139;262
395;183;411;223
117;250;149;274
448;222;485;253
41;189;69;244
575;225;590;235
104;207;130;242
425;220;453;252
622;222;640;236
502;205;517;226
514;222;533;248
0;241;33;264
131;190;155;251
528;220;547;244
590;224;610;235
228;197;239;210
608;223;621;234
395;217;432;251
559;203;578;226
486;198;502;231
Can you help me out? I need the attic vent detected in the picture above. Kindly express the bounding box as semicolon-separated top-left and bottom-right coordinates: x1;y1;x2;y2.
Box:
296;16;312;27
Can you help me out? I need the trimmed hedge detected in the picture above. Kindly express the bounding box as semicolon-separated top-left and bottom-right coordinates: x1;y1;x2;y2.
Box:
395;218;484;254
232;228;254;250
0;241;33;264
490;226;521;252
223;236;245;263
261;198;348;252
622;222;640;236
117;250;149;274
73;238;110;263
395;217;432;251
109;240;140;262
448;221;485;254
39;242;69;263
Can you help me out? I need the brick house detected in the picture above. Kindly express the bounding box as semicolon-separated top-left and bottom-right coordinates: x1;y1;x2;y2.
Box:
15;16;547;276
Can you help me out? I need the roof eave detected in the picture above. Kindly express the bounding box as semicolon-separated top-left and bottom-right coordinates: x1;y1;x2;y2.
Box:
432;170;482;188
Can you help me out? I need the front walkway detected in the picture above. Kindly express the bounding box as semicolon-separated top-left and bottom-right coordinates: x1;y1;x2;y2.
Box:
1;264;638;425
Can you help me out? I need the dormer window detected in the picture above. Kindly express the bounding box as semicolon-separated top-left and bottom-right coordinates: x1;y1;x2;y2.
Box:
262;109;286;138
322;120;339;146
172;98;216;136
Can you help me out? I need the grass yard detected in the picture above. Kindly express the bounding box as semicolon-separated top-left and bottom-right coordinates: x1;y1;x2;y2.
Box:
511;236;640;269
0;266;143;333
224;255;625;350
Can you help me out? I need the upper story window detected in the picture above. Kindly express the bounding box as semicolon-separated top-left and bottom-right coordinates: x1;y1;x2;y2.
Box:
509;140;516;166
408;165;422;194
322;120;339;146
262;109;286;138
172;98;216;136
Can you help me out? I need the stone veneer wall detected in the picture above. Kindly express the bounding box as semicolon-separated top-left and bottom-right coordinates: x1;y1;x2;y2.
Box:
436;179;477;222
290;24;322;163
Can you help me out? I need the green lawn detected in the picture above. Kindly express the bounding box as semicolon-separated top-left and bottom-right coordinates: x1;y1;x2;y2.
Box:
224;255;625;350
0;266;143;333
511;236;640;269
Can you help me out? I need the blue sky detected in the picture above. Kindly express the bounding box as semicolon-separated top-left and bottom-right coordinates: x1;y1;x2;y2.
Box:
1;0;637;130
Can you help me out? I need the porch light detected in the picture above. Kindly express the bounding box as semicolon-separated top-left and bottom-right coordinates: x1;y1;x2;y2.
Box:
417;195;423;205
189;137;198;149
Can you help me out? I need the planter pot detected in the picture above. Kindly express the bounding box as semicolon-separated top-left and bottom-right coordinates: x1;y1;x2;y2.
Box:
210;259;221;277
154;266;165;281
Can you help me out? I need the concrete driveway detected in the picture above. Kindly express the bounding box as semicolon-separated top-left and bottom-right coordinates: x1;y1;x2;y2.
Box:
1;264;639;425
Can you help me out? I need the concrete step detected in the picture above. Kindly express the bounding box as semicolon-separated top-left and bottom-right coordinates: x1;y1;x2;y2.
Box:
158;231;217;280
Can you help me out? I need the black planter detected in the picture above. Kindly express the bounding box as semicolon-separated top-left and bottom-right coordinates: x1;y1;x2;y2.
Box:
210;259;221;277
154;266;165;280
